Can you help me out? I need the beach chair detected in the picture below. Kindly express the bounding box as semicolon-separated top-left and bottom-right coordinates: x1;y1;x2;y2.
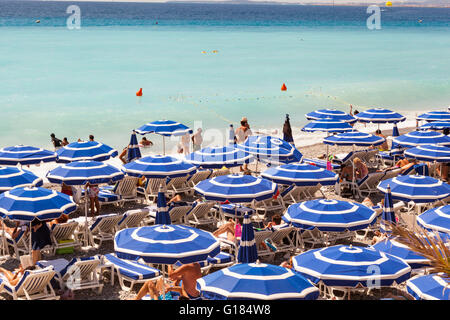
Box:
137;178;166;203
187;170;212;189
77;214;123;248
166;176;191;197
254;230;274;261
117;209;149;230
280;185;309;207
267;224;297;255
49;221;82;255
207;252;235;269
184;202;216;228
304;184;325;199
37;256;103;294
168;205;192;225
208;168;230;178
1;229;30;258
355;171;386;198
0;266;59;300
254;195;284;219
301;228;328;249
380;168;402;181
115;176;140;205
97;188;123;208
102;253;162;291
302;158;340;171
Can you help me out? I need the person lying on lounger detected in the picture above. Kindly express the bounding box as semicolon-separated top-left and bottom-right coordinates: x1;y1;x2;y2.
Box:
212;217;243;242
0;264;36;286
0;220;27;241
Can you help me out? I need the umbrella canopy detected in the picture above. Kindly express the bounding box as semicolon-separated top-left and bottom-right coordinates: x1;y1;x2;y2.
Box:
236;136;302;164
380;185;396;234
127;131;141;163
292;245;411;288
46;161;124;186
305;109;356;123
0;167;43;193
377;175;450;203
323;131;385;147
420;121;450;131
393;130;450;148
114;224;220;264
237;213;258;264
417;205;450;234
261;163;338;186
301;118;353;133
122;155;197;179
135;120;193;136
196;262;320;300
406;274;450;300
56;141;118;163
155;184;171;225
0;187;77;222
194;174;278;203
282;199;377;232
392;123;400;137
185;146;253;169
0;145;57;166
354;108;406;124
416;111;450;122
372;238;430;269
404;144;450;163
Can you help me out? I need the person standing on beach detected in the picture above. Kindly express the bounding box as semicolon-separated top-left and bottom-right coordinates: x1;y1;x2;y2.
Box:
228;124;236;145
191;128;203;152
50;133;63;151
62;137;69;146
283;114;294;146
180;133;191;155
89;135;94;142
235;118;252;171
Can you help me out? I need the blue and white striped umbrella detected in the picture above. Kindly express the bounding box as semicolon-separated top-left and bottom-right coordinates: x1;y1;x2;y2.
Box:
0;187;77;222
292;245;411;288
393;130;450;148
236;136;302;164
56;141;118;163
282;199;377;232
301;118;353;133
261;163;338;186
392;123;400;137
155;184;171;225
237;213;258;264
323;131;386;147
380;185;395;234
420;121;450;131
417;111;450;122
354;108;406;124
377;175;450;203
46;161;124;186
135;120;193;136
127;131;141;163
404;144;450;162
372;238;430;269
0;167;43;193
194;174;278;203
305;109;356;123
114;224;220;264
185;146;253;169
406;274;450;300
196;262;320;300
417;205;450;234
0;145;57;166
122;155;197;179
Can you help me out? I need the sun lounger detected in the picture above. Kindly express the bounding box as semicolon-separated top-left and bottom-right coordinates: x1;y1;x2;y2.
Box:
355;171;386;198
1;229;30;259
0;266;59;300
114;176;140;205
187;170;212;189
185;202;216;228
254;229;274;261
117;208;149;230
137;178;166;203
37;256;103;293
74;214;123;248
166;176;191;197
208;168;230;178
267;224;297;254
302;158;340;171
254;195;284;219
49;221;82;255
207;252;235;269
102;253;162;291
167;205;192;224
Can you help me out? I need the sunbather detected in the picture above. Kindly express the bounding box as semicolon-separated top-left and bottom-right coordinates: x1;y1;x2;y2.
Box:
279;256;293;269
375;129;389;151
0;220;27;240
47;214;69;228
339;164;354;182
212;217;243;242
354;157;368;181
266;214;282;229
0;264;37;286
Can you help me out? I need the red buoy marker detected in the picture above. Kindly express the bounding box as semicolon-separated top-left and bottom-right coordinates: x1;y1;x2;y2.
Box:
136;88;143;96
281;83;287;91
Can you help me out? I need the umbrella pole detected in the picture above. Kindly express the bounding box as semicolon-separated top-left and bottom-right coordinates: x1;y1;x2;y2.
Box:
0;219;9;259
84;183;92;248
163;136;166;156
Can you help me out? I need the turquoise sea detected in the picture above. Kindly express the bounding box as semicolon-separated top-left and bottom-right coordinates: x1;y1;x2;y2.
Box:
1;1;449;152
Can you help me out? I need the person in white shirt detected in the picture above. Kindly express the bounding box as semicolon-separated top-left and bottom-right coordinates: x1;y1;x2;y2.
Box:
191;128;203;152
235;118;252;144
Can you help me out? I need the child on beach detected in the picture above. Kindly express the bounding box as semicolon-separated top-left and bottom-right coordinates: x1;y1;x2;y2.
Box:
86;182;100;216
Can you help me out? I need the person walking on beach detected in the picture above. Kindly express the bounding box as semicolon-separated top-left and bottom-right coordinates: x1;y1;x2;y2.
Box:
191;128;203;152
228;124;236;145
235;118;252;171
283;114;294;146
50;133;63;151
86;182;100;216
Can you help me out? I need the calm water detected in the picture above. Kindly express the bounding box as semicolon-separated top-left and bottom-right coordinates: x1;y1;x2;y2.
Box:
1;1;449;152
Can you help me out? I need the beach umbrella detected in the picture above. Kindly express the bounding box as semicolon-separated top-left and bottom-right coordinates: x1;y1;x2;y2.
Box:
0;187;76;222
389;123;404;158
380;185;396;234
196;262;320;300
377;175;450;204
393;130;450;148
372;237;430;269
261;162;338;186
236;135;302;165
237;213;258;264
416;111;450;123
0;167;43;193
416;205;450;235
292;245;411;289
0;145;57;166
323;131;386;147
155;184;171;225
194;174;277;204
122;155;196;179
219;204;254;218
135;120;193;155
305;109;356;124
282;199;378;232
404;144;450;163
420;121;450;131
185;146;253;169
56;141;118;163
301;118;353;133
354;108;406;124
392;123;400;137
406;274;450;300
127;131;141;163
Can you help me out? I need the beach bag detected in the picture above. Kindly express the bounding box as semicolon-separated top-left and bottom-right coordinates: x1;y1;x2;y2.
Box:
56;240;75;255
